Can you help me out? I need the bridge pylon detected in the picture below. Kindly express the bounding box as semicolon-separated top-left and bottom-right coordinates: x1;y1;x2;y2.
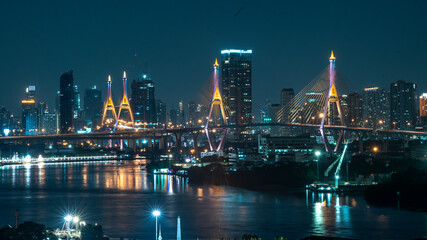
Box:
320;51;346;152
101;75;118;127
205;59;228;152
115;71;135;129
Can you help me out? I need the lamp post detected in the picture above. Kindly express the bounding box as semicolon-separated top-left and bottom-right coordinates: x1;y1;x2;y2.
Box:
315;151;321;182
73;216;79;231
64;215;72;240
153;210;160;240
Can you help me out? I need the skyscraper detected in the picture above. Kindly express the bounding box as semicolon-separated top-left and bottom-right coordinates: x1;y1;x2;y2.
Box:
280;88;294;122
21;85;37;135
221;49;252;125
84;85;102;127
156;99;166;125
343;92;363;127
130;75;157;124
390;80;417;130
73;85;81;118
363;87;390;129
59;70;74;133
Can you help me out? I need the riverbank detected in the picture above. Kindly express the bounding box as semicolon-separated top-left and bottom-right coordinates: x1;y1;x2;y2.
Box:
365;167;427;212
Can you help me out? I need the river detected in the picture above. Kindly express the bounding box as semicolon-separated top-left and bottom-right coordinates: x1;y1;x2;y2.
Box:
0;160;425;239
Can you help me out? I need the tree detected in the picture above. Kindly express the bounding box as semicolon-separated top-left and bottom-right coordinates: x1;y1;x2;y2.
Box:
81;223;104;240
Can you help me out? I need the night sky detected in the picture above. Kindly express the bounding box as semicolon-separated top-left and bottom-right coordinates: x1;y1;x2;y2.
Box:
1;0;427;114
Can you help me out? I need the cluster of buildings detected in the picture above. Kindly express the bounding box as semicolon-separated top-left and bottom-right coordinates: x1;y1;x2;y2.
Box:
0;49;426;139
265;81;425;131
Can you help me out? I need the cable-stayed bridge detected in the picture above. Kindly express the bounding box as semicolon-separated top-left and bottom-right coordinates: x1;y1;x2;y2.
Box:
2;52;426;153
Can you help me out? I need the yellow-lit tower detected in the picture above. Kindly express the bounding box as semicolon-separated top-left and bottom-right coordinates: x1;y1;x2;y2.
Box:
205;58;228;152
115;71;135;129
101;75;118;126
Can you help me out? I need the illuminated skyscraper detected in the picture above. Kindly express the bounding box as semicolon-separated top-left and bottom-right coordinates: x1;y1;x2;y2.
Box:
343;92;363;127
221;49;252;125
390;80;417;130
130;75;157;124
156;99;166;125
59;70;74;133
22;85;37;135
363;87;389;129
84;85;102;127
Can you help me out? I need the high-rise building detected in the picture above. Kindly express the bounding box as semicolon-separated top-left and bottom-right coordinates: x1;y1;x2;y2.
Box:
26;86;36;100
177;100;185;125
131;76;157;124
221;49;252;125
74;85;81;118
169;108;177;126
0;106;12;135
363;87;390;129
279;88;294;122
84;85;102;127
390;80;417;130
280;88;294;107
21;85;37;135
156;99;166;125
420;93;427;126
343;92;363;127
59;70;74;133
41;112;59;135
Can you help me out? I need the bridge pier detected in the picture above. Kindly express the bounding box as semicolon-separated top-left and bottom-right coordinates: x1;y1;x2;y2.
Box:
174;132;183;149
357;132;365;153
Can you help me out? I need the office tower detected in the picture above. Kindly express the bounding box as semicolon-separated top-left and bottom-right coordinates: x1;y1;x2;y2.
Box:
156;99;166;125
363;87;390;129
0;106;12;134
59;70;74;133
280;88;294;122
302;92;323;124
26;86;36;100
169;108;177;126
74;85;81;118
420;93;427;126
84;85;102;127
178;100;185;125
37;102;48;133
343;92;363;127
390;80;417;130
188;100;197;124
269;104;281;123
55;91;60;113
130;75;157;124
21;85;37;135
221;49;252;125
280;88;294;106
42;112;59;135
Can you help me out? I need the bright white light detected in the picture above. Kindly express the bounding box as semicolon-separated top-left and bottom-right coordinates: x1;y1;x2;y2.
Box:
73;216;79;223
315;151;321;156
335;175;340;179
152;210;160;217
221;49;252;54
64;215;72;222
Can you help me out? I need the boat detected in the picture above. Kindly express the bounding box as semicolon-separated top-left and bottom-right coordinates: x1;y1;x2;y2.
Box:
306;183;336;192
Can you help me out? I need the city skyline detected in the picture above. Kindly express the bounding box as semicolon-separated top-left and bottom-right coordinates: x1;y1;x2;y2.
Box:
1;1;427;113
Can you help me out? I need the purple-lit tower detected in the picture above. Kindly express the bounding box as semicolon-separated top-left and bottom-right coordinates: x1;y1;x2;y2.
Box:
320;51;345;152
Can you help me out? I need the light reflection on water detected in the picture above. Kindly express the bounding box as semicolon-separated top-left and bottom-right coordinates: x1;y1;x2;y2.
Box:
0;161;425;240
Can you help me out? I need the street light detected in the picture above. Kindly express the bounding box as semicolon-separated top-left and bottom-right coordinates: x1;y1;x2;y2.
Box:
315;151;321;182
73;216;79;231
64;215;72;240
153;210;161;240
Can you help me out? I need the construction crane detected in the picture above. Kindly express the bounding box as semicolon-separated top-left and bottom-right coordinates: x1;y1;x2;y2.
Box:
324;144;348;187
